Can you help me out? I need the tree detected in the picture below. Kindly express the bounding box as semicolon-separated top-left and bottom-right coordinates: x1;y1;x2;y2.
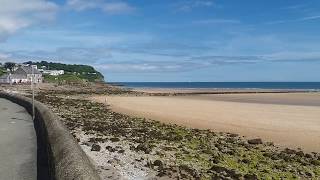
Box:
23;61;33;65
4;62;16;72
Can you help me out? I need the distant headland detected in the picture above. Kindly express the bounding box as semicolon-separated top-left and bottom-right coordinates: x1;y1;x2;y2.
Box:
0;61;104;84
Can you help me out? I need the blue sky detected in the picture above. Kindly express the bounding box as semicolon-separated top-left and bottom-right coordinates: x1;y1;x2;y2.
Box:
0;0;319;82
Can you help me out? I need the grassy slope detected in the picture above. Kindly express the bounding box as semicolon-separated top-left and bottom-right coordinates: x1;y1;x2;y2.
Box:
43;72;103;84
43;74;85;84
0;67;6;76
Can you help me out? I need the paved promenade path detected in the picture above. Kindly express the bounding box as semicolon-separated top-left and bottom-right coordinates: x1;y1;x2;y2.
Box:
0;98;37;180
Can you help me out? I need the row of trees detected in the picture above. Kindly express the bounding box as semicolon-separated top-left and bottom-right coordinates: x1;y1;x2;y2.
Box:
0;62;16;72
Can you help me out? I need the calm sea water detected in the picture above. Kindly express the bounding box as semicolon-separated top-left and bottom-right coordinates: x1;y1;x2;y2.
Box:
112;82;320;90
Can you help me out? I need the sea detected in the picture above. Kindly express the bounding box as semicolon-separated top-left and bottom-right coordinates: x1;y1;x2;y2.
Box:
111;82;320;90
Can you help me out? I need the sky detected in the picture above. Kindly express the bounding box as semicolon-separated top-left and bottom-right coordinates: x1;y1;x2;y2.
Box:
0;0;319;82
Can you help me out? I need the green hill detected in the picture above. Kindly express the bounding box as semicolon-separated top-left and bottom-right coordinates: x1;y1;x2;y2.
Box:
0;67;6;76
24;61;104;83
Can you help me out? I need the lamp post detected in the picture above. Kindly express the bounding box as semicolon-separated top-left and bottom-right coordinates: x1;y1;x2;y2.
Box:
9;73;12;85
31;65;35;120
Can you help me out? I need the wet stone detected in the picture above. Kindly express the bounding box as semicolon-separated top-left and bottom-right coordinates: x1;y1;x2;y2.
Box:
106;146;116;152
110;137;120;142
136;143;152;154
247;138;263;145
153;160;163;167
244;173;258;180
91;144;101;151
118;149;125;154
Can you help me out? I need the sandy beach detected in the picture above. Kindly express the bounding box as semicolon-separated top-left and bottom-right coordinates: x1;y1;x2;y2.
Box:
33;86;320;179
92;92;320;152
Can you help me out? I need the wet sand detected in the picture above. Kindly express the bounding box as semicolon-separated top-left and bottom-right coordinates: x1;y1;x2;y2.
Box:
133;88;310;94
91;92;320;152
187;93;320;106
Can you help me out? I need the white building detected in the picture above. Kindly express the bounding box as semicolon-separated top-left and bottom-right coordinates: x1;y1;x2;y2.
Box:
0;66;43;84
0;74;10;84
40;70;64;76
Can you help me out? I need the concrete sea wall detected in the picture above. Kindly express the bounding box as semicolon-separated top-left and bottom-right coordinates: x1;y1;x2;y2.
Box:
0;92;100;180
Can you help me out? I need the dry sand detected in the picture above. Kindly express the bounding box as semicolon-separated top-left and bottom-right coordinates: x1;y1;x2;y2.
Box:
91;93;320;152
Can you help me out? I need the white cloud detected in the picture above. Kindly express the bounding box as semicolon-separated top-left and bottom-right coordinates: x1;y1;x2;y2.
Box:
67;0;135;14
15;29;154;51
99;63;159;72
193;19;241;24
0;52;11;61
102;2;135;14
266;15;320;25
299;15;320;21
66;0;98;11
267;51;320;62
0;0;58;41
176;0;214;12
